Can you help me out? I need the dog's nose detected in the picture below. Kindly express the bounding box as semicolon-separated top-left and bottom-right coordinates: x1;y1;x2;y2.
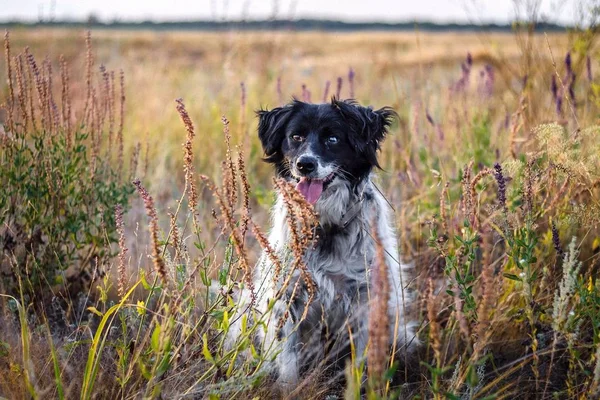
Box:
296;156;317;174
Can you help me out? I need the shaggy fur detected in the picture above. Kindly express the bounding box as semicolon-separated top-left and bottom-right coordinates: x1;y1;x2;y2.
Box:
226;98;417;388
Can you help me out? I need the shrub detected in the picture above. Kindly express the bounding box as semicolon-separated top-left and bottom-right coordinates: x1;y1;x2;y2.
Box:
0;32;132;301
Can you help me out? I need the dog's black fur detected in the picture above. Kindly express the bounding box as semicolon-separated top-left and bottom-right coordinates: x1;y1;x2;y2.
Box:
257;98;396;187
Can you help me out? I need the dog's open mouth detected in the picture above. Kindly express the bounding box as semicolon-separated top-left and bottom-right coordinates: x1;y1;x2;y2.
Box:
295;173;335;204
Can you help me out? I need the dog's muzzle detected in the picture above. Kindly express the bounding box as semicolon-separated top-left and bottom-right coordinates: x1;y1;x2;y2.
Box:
296;155;317;176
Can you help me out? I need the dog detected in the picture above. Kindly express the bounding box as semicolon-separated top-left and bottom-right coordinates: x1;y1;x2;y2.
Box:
226;98;417;389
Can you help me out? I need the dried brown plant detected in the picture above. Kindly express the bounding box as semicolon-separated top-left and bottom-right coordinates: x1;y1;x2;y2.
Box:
367;215;391;390
250;220;283;286
273;178;318;319
117;70;125;177
439;181;449;234
221;116;237;210
130;142;141;179
200;174;255;305
84;31;93;124
469;167;493;230
59;55;72;145
168;212;181;264
4;31;15;133
25;49;46;130
175;98;200;229
427;278;442;366
237;146;251;239
24;47;37;131
461;161;474;219
108;70;116;151
15;54;29;133
509;96;527;159
133;179;168;286
115;204;128;298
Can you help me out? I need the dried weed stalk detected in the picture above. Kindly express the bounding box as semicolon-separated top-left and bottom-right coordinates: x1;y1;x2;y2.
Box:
133;179;168;286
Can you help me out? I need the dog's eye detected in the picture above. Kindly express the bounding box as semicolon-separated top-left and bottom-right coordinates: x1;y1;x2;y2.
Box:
327;136;339;144
292;135;304;142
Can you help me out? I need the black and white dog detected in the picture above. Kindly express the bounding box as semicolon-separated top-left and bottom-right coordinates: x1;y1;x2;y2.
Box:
227;98;417;388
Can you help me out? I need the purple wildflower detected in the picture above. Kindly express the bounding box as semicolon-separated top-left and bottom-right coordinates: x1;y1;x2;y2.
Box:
322;80;331;103
453;53;472;93
301;84;309;102
425;110;435;126
552;222;563;257
436;125;445;141
565;52;572;76
336;76;343;99
348;67;355;98
568;73;576;107
493;162;507;212
551;75;558;100
484;64;495;97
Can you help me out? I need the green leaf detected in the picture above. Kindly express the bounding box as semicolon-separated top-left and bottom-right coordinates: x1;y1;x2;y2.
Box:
503;273;522;282
87;307;104;317
202;333;215;364
151;324;161;353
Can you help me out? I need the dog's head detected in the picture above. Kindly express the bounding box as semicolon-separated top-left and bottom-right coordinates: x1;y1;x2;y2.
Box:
257;98;395;204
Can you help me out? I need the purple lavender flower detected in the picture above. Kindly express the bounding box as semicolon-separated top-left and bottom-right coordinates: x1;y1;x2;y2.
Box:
425;110;435;126
552;222;563;257
336;77;343;99
551;75;558;100
493;163;507;212
461;62;469;75
301;84;309;102
322;80;331;103
466;52;473;67
565;52;572;76
568;73;576;107
436;125;444;141
484;64;495;97
556;96;563;116
348;67;355;98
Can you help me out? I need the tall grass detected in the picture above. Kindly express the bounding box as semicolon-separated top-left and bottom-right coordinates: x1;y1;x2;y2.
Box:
1;26;600;399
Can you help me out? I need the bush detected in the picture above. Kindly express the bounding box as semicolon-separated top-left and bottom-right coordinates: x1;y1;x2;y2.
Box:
0;32;132;301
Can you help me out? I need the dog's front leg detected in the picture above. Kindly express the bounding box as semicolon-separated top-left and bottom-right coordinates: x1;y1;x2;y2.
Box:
352;315;369;387
262;299;301;389
275;318;301;389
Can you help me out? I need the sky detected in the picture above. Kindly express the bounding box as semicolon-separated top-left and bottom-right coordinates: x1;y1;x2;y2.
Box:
0;0;582;25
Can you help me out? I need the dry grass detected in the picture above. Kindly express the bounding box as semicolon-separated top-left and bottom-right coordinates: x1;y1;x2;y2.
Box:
1;26;600;399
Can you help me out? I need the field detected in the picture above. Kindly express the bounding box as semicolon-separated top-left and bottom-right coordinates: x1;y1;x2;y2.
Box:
1;27;600;399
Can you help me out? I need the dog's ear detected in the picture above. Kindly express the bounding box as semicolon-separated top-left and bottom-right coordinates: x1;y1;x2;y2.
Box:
257;105;293;164
332;98;396;168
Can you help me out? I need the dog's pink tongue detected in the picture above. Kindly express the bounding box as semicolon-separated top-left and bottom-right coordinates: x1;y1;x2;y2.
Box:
296;178;324;204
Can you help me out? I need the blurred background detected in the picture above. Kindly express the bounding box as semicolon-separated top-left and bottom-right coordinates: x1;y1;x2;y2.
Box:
1;0;597;263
